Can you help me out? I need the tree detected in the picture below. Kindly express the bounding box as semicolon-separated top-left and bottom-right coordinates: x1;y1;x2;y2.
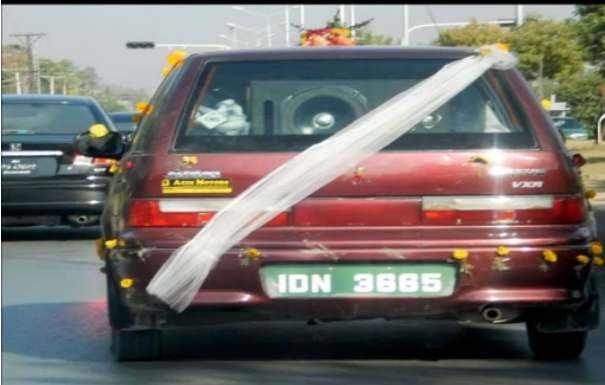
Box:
431;15;585;83
431;19;512;48
356;28;395;46
509;14;585;81
555;70;605;137
1;45;28;94
572;5;605;77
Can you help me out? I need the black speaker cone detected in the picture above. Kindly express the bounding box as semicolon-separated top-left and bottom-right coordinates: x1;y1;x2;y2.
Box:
280;86;368;135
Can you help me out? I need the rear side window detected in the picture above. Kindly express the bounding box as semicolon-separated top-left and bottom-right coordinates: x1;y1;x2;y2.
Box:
130;65;183;152
172;58;536;153
110;116;138;133
1;103;98;135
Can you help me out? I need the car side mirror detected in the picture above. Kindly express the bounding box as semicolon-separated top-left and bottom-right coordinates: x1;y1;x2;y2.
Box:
74;130;125;160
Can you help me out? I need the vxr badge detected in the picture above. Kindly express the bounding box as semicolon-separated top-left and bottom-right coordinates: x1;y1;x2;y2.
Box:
10;143;22;151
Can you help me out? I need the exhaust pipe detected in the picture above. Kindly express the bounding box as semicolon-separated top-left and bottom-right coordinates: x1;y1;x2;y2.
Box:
481;307;504;323
66;215;100;226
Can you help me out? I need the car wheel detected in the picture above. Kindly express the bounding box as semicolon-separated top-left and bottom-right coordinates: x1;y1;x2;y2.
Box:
526;322;588;360
106;265;162;361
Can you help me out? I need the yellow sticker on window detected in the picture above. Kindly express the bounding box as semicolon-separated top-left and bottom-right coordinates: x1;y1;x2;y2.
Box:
161;178;233;194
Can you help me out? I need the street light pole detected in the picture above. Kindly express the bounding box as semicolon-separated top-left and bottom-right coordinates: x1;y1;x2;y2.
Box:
598;113;604;145
350;5;356;37
266;16;273;47
401;5;410;46
516;5;524;26
285;5;291;46
339;5;346;24
232;6;281;47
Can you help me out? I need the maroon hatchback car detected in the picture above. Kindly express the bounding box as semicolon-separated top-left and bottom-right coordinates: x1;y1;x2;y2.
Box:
76;47;601;361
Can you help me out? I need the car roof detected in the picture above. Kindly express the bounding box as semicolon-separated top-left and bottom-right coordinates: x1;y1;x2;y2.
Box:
108;111;141;117
1;94;96;105
188;46;479;62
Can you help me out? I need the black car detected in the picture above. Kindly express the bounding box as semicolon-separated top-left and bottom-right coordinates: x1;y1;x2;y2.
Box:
108;111;142;142
1;94;119;227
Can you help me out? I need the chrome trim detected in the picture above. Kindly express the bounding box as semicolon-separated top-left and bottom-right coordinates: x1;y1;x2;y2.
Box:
1;151;64;157
422;195;555;211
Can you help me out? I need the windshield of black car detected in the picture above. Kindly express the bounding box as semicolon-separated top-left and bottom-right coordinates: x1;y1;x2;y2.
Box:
111;119;137;133
1;102;99;135
553;118;584;130
172;58;535;153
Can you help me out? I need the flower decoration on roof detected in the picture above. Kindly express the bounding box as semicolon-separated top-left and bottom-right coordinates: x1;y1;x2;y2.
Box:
295;9;373;47
162;50;187;77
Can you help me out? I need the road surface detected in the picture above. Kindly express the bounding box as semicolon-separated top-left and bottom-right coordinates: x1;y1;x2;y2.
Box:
2;208;605;385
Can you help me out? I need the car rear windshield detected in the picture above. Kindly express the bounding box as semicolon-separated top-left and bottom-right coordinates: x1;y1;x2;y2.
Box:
110;116;137;133
553;117;584;130
1;102;98;135
172;58;536;153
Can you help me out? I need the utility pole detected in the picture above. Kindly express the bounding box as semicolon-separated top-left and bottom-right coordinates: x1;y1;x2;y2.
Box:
9;33;46;94
516;5;523;26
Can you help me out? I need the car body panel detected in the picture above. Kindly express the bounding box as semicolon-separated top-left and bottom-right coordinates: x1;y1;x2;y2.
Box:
100;47;598;327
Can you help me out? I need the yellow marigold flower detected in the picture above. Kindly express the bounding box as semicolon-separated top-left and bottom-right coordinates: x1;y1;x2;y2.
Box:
470;154;490;164
120;278;134;288
576;255;590;264
543;249;558;263
108;164;120;174
104;239;125;250
89;124;109;138
136;102;153;115
95;238;104;259
131;114;142;123
496;43;510;52
586;190;597;199
166;51;187;67
594;257;604;266
591;242;603;255
452;250;469;260
162;67;172;77
331;28;350;37
182;156;197;164
496;246;510;256
244;248;262;259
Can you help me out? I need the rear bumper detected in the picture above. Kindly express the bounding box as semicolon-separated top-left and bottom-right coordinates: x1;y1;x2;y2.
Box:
109;244;598;324
1;176;111;216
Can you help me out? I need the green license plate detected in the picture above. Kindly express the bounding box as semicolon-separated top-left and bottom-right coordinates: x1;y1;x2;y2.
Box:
261;264;457;298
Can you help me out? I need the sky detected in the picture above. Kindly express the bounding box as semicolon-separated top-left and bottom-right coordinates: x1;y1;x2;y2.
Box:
2;4;576;95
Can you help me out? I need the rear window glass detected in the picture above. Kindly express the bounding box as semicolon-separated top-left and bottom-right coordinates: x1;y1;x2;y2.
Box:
110;116;138;132
1;103;98;135
553;117;584;130
172;58;536;153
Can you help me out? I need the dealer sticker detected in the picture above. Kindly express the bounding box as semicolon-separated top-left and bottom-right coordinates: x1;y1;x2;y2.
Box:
161;178;233;194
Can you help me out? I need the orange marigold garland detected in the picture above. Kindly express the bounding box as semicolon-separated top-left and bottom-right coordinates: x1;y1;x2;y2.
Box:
294;9;373;47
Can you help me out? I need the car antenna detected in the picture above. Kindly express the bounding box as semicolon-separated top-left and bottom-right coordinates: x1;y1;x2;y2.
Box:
425;5;444;43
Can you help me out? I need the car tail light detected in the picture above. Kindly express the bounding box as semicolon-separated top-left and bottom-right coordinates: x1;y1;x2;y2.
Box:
422;195;585;225
292;198;422;226
128;199;290;227
73;154;118;166
572;154;586;168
